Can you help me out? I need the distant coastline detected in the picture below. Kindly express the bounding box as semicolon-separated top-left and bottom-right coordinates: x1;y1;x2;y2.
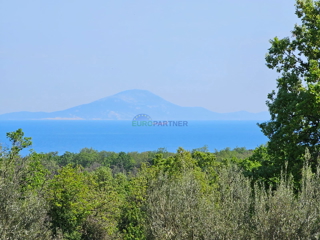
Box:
0;89;270;121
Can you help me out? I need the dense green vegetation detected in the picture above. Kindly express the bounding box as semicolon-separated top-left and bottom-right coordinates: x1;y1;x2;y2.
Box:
1;0;320;239
1;127;320;240
258;0;320;184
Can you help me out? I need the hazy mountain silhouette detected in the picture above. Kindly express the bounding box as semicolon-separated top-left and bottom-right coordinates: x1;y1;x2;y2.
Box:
0;89;270;120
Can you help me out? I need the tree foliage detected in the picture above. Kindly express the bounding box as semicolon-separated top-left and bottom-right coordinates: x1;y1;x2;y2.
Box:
3;127;320;239
0;129;53;239
259;0;320;180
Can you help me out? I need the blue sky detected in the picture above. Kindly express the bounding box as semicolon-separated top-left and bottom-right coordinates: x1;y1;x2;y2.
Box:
0;0;297;114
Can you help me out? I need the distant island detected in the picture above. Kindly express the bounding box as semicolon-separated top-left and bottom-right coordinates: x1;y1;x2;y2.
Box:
0;89;270;120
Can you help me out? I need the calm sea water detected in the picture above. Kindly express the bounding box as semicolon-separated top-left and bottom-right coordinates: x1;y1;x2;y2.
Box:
0;121;268;154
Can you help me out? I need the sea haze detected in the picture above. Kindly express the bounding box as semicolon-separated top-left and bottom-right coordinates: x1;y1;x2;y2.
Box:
0;120;268;155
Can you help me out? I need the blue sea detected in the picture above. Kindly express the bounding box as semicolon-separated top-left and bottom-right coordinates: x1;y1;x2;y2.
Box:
0;121;268;155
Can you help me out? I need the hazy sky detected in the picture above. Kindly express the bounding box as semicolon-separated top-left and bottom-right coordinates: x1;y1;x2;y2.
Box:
0;0;298;114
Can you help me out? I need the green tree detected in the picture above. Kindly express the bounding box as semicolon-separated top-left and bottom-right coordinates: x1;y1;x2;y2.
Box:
118;169;147;240
0;129;53;239
112;152;136;173
5;128;32;161
57;151;76;166
47;165;92;240
82;167;123;239
145;171;205;240
259;0;320;180
73;148;99;168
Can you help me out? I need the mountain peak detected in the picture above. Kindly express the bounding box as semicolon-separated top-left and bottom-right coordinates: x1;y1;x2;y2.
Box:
0;89;270;120
114;89;155;95
97;89;170;106
113;89;161;99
